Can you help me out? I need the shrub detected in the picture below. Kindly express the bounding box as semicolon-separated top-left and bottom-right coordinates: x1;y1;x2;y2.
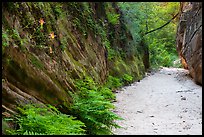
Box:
70;77;122;135
12;104;86;135
98;86;116;101
105;75;123;90
122;74;133;85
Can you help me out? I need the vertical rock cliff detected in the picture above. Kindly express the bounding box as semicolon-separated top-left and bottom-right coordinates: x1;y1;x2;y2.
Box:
2;2;146;116
176;2;202;85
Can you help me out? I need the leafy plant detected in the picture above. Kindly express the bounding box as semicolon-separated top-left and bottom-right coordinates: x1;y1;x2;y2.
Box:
33;26;47;46
2;32;9;47
11;29;20;40
122;74;133;85
12;104;86;135
98;86;116;101
70;76;122;135
105;75;123;90
74;76;97;91
23;131;46;135
103;40;116;60
53;4;63;18
2;30;10;55
107;12;120;25
2;118;14;135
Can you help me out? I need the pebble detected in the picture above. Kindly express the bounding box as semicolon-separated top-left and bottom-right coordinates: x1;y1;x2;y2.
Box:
137;110;143;113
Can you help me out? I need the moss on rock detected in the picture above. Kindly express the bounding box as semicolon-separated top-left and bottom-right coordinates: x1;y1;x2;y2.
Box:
2;2;146;121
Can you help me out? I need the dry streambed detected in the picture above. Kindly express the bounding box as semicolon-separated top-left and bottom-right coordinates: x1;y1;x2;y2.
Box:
112;67;202;135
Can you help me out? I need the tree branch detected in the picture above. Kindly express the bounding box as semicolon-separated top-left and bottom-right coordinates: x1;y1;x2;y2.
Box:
144;12;179;36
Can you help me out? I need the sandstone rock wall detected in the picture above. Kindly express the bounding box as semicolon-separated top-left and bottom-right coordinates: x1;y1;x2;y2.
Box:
2;2;146;116
2;2;107;114
176;2;202;85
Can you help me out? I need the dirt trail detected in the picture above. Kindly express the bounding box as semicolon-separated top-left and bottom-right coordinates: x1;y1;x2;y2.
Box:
112;67;202;135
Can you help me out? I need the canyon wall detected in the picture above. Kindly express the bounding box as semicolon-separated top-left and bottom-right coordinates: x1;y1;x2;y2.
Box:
2;2;146;116
176;2;202;85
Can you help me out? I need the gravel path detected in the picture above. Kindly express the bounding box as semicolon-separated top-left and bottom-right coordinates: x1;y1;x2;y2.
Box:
112;67;202;135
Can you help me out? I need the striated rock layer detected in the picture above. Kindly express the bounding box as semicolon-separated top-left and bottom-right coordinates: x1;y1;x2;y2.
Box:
2;2;146;116
176;2;202;85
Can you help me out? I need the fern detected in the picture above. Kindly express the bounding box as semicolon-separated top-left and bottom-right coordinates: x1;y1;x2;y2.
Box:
23;131;46;135
14;104;86;135
122;74;133;85
70;77;122;135
105;75;123;90
98;87;116;101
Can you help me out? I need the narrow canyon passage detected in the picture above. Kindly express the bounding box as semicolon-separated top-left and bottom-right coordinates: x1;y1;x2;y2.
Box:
2;2;202;135
112;67;202;135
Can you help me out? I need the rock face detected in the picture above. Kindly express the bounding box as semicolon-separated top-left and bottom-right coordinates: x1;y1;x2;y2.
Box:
176;2;202;85
2;2;146;116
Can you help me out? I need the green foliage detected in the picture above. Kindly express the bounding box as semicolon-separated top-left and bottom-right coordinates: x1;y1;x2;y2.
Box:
105;3;120;25
53;4;63;18
60;38;67;51
12;104;86;135
2;118;12;135
98;86;116;101
74;76;116;101
118;2;180;68
2;118;16;135
103;40;116;60
2;32;9;47
2;30;10;55
2;28;27;52
23;131;46;135
10;29;20;40
60;44;66;51
74;76;97;91
70;76;122;135
32;26;47;47
107;12;120;25
118;2;144;42
122;74;133;85
67;3;96;38
105;75;123;90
